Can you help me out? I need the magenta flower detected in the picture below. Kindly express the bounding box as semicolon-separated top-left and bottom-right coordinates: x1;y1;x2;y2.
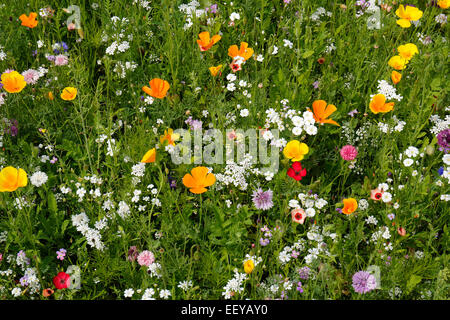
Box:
137;250;155;267
340;145;358;161
56;248;66;261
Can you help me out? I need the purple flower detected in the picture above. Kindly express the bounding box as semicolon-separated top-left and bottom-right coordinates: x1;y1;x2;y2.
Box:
127;246;139;262
436;129;450;152
387;213;395;220
56;248;67;260
296;282;303;293
298;266;310;280
252;188;273;210
53;42;68;54
312;81;320;89
259;238;270;246
352;271;377;294
348;109;359;117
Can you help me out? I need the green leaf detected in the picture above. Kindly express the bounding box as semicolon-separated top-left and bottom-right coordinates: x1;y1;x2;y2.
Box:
48;192;57;213
302;50;314;59
406;274;422;294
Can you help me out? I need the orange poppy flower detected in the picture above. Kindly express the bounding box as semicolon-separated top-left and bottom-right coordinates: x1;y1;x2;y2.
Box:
182;166;216;194
197;31;221;51
1;71;27;93
342;198;358;215
391;71;402;85
142;78;170;99
19;12;38;28
209;65;222;76
307;100;340;126
160;128;180;146
140;148;156;163
228;42;254;61
42;288;54;297
60;87;77;101
369;94;394;114
0;167;28;192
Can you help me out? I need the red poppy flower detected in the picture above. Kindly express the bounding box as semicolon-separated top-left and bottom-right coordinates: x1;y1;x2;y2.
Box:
287;162;307;181
53;271;71;289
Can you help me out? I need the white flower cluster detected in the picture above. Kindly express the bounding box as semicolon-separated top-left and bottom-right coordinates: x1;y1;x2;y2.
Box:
215;154;260;191
222;270;248;299
370;226;391;244
310;7;332;22
113;61;138;78
288;192;328;218
30;171;48;187
279;238;306;264
378;115;406;134
178;1;205;30
429;114;450;135
0;45;6;61
133;0;151;10
290;110;317;136
103;17;132;55
71;212;105;250
371;80;403;102
399;146;422;168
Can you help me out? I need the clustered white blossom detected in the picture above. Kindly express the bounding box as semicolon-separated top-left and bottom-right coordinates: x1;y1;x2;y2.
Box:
310;7;332;22
222;270;248;299
71;212;105;250
289;192;328;218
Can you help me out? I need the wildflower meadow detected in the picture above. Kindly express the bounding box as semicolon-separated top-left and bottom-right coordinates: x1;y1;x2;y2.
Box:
0;0;449;302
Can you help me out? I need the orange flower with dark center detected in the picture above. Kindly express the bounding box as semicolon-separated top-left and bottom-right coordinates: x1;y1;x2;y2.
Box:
317;57;325;64
42;288;54;297
228;42;254;61
197;31;221;51
142;78;170;99
307;100;339;126
182;166;216;194
19;12;38;28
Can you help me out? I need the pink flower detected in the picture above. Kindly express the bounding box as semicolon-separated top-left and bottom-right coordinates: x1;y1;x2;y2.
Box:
340;145;358;161
137;250;155;267
21;69;40;85
54;54;69;66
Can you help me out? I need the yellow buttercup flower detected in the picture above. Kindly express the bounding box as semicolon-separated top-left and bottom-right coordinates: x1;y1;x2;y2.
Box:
283;140;309;162
388;55;407;70
140;148;156;163
395;5;423;28
1;71;27;93
397;43;418;62
0;167;28;192
60;87;77;100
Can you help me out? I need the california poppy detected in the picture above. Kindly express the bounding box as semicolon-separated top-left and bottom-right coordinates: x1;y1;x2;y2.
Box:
391;71;402;85
228;42;254;61
42;288;54;297
287;162;307;181
388;55;407;70
19;12;38;28
395;5;423;28
53;271;71;290
397;43;418;62
283;140;309;162
209;65;222;76
60;87;77;100
342;198;358;215
307;100;339;126
142;78;170;99
243;259;254;274
197;31;221;51
0;166;28;192
438;0;450;9
369;94;394;114
160;128;180;146
1;71;27;93
182;166;216;194
140;148;156;163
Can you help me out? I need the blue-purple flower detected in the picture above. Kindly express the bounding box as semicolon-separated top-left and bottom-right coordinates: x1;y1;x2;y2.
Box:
252;188;273;210
352;271;377;294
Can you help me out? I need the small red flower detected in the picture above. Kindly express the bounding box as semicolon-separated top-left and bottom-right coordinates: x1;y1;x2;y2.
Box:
287;162;307;181
53;271;71;289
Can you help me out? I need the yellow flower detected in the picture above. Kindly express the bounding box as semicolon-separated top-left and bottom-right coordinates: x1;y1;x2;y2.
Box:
140;148;156;163
437;0;450;9
244;259;255;274
209;65;222;77
388;55;407;70
342;198;358;215
160;128;180;146
397;43;418;62
283;140;309;162
182;166;216;194
1;71;27;93
60;87;77;100
47;91;54;100
395;5;423;28
0;167;28;192
391;71;402;85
